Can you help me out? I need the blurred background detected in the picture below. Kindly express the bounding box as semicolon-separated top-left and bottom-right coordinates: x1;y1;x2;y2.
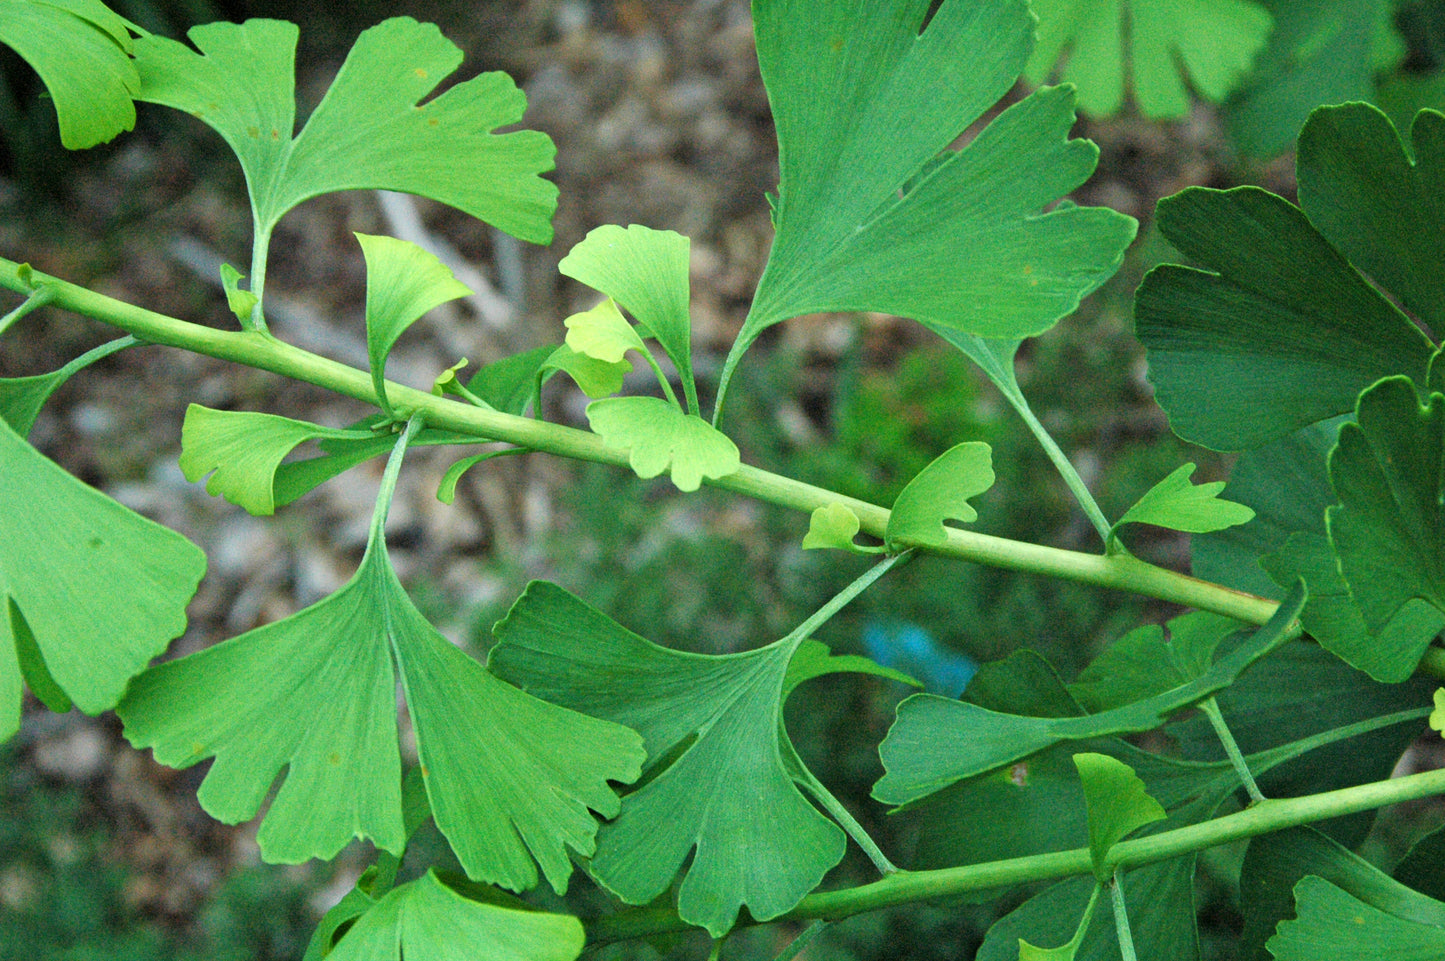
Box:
1;1;1443;958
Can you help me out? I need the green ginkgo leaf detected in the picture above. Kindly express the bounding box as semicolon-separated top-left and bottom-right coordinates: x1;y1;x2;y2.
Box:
358;233;472;416
0;336;134;437
562;299;647;365
489;581;848;937
885;442;995;550
1026;0;1273;118
1108;463;1255;550
716;0;1136;409
179;405;375;516
872;584;1304;806
327;871;584;961
801;503;880;554
1074;753;1166;879
587;396;740;492
0;0;139;149
121;424;644;890
559;225;697;413
0;417;206;741
132;17;556;244
1432;689;1445;736
540;344;631;400
1135;104;1440;450
1268;876;1445;961
1327;377;1445;639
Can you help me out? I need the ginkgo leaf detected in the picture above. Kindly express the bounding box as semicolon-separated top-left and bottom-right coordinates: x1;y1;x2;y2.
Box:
0;417;206;741
559;225;698;413
783;638;921;698
1026;0;1273;118
1135;104;1440;450
1074;753;1166;879
872;584;1304;806
488;581;848;937
541;344;631;399
358;233;472;416
0;0;139;148
132;17;556;244
121;424;644;890
1432;689;1445;736
1108;463;1255;550
885;442;995;550
327;871;584;961
1268;876;1445;961
1066;611;1241;713
801;503;879;554
1327;377;1445;638
587;396;740;492
179;405;374;516
562;299;647;365
0;336;134;437
716;0;1136;409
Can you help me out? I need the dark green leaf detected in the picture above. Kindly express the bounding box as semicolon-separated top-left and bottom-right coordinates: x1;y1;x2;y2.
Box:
1136;177;1434;450
872;585;1304;806
1067;611;1241;713
1269;876;1445;961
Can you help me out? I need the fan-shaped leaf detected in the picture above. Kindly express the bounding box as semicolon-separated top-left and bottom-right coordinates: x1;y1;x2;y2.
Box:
562;299;647;365
1026;0;1272;118
0;0;139;148
718;0;1136;406
133;17;556;244
559;225;697;412
885;442;995;550
0;418;205;741
1074;753;1166;879
802;503;878;554
1109;463;1254;549
587;396;739;492
358;234;472;416
489;582;848;937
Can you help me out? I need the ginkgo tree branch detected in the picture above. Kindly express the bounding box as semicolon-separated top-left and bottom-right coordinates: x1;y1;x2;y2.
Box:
4;257;1440;683
586;764;1445;946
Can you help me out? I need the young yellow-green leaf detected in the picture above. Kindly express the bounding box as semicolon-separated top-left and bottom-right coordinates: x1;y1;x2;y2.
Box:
489;581;848;937
1108;463;1255;549
801;503;880;554
562;298;647;365
559;225;698;413
0;417;205;741
1268;876;1445;961
122;427;643;890
0;0;139;149
1432;689;1445;736
540;344;631;400
219;264;258;325
1135;104;1440;450
1074;753;1166;880
327;871;584;961
718;0;1136;407
1327;378;1445;640
1026;0;1272;118
885;442;995;550
357;233;472;416
586;396;740;492
873;585;1304;806
179;405;375;516
133;17;556;244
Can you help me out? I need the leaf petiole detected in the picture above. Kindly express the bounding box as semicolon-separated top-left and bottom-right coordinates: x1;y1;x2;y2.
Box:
368;414;427;547
0;283;57;339
1198;696;1266;804
1110;868;1138;961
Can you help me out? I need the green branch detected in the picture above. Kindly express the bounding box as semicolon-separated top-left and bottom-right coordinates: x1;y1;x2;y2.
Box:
0;258;1289;633
586;765;1445;945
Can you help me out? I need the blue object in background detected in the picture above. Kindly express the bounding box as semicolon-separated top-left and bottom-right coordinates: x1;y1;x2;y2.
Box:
863;621;978;698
